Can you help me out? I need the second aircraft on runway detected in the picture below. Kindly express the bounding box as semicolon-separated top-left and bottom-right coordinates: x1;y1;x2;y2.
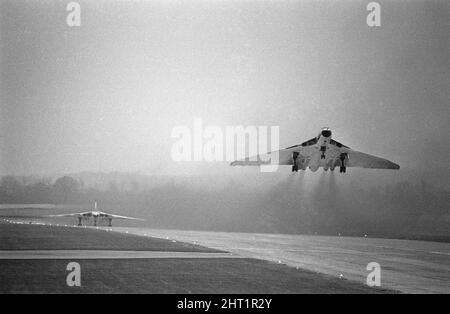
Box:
47;202;145;226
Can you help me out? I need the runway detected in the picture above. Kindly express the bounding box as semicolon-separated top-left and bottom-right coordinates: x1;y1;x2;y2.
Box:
0;250;240;260
108;227;450;294
1;221;388;293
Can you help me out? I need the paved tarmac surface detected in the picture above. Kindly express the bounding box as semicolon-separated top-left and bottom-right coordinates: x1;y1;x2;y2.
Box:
109;227;450;294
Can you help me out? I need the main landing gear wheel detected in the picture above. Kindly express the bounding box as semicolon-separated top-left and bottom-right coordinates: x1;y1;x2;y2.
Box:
339;153;348;173
292;152;299;172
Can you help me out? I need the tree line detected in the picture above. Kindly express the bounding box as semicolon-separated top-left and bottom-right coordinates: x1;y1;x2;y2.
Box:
1;174;449;240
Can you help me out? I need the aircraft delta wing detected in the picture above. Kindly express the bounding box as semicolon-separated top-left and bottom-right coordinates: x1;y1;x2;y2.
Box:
231;128;400;173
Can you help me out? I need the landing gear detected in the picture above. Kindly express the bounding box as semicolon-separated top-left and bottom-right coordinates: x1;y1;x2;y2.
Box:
320;146;326;159
339;153;348;173
108;218;113;227
292;152;299;172
77;217;82;226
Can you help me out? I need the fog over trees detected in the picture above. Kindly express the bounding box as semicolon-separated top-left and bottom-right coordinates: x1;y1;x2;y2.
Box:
1;172;449;241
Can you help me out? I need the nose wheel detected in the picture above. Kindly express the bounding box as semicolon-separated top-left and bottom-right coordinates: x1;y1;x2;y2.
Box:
320;146;326;159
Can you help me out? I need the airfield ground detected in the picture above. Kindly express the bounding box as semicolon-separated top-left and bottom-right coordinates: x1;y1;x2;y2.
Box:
110;228;450;294
0;221;217;252
0;221;391;293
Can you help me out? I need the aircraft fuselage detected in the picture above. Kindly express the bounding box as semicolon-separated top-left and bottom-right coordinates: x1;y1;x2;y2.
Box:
294;128;346;172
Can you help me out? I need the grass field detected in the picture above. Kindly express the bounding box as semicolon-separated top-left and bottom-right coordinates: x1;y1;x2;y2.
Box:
0;258;394;294
0;222;220;252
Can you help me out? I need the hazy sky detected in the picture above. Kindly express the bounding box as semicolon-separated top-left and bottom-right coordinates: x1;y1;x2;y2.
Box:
1;0;449;184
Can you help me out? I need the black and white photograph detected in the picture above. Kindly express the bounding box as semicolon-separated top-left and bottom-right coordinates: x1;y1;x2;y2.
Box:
0;0;449;300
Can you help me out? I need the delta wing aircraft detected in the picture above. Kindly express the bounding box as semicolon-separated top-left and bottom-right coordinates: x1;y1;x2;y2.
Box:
48;202;145;226
231;128;400;173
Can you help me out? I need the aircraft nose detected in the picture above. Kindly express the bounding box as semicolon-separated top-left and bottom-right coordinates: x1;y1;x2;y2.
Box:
321;130;332;137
